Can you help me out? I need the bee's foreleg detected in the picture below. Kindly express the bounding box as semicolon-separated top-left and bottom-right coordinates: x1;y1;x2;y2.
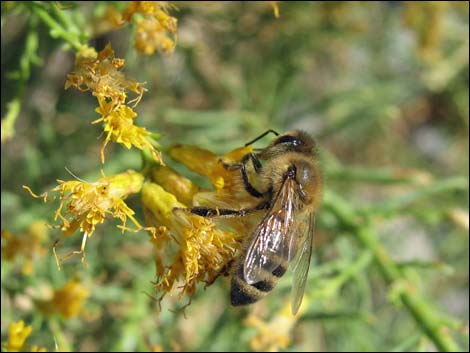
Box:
223;153;264;198
224;153;262;172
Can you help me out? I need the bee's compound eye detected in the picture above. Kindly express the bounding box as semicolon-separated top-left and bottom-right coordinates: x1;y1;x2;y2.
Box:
275;135;302;147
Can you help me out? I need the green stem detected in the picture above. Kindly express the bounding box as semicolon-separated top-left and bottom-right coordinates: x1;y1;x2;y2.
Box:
2;19;40;142
326;165;432;185
31;3;83;51
140;149;157;177
308;250;373;301
361;176;468;216
50;1;78;30
400;292;461;352
48;318;72;351
1;98;21;142
323;190;462;352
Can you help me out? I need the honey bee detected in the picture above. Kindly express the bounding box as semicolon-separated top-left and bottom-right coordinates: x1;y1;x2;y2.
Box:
187;130;323;315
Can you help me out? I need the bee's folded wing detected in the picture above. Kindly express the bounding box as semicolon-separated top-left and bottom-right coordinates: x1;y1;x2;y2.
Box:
243;178;300;284
291;212;315;315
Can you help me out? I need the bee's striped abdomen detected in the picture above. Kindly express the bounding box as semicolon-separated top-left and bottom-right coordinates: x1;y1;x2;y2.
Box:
230;261;288;306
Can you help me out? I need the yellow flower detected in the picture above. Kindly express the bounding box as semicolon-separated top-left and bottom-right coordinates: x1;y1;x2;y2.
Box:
151;165;202;206
52;280;90;318
1;321;48;352
23;170;144;265
168;144;253;191
244;298;308;352
135;16;176;55
94;2;178;55
123;1;177;29
94;97;163;164
123;1;178;55
1;221;48;275
141;143;264;300
142;182;242;298
4;321;32;352
36;280;90;319
65;44;146;109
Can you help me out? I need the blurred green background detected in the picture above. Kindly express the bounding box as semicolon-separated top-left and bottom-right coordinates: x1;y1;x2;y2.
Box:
1;1;469;352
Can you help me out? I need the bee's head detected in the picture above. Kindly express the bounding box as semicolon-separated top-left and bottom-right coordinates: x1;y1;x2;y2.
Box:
270;130;316;155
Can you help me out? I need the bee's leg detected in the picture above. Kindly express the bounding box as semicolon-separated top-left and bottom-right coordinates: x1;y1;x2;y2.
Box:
244;129;279;147
177;201;269;218
205;259;234;288
244;153;262;173
223;153;263;198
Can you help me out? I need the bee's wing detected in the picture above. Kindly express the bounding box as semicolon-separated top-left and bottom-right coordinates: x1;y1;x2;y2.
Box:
243;177;298;285
291;212;315;315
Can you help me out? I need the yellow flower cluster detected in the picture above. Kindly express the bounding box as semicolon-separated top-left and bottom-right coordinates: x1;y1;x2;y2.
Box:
2;321;46;352
93;96;162;164
142;144;254;299
123;1;178;55
143;182;242;298
36;279;90;319
94;1;178;55
65;44;146;109
168;144;253;192
244;299;308;352
1;221;48;275
65;44;163;164
23;170;145;265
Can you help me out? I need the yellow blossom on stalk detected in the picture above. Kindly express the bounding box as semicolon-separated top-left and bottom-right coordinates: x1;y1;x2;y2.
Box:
244;298;309;352
135;16;176;55
169;144;253;191
23;170;144;264
123;1;178;55
36;280;90;319
142;182;242;298
123;1;177;31
1;221;48;275
166;143;259;235
1;320;47;352
65;43;146;109
151;165;202;206
94;97;163;164
3;321;32;352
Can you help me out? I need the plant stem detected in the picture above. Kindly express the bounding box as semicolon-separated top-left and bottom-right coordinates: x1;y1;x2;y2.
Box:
2;19;40;142
323;190;462;352
1;98;21;142
361;176;468;216
31;3;83;51
326;165;432;185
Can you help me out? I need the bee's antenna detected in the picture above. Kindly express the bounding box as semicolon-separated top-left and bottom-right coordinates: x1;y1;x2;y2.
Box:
244;129;279;147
